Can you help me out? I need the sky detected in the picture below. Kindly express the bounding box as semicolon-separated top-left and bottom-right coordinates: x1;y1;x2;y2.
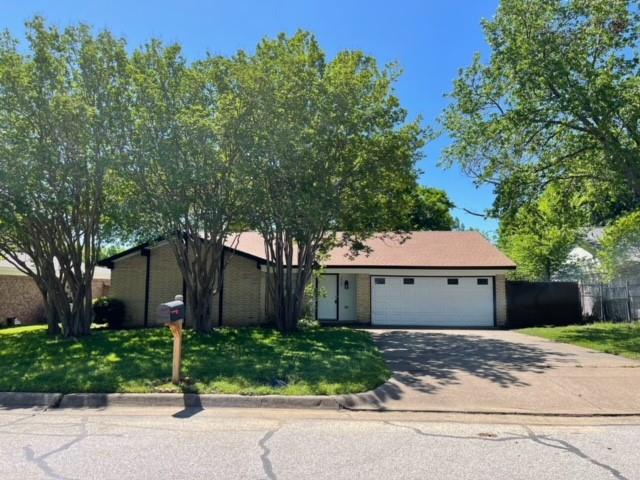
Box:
2;0;500;233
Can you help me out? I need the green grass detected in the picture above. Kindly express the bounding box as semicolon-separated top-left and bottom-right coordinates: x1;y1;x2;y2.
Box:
519;322;640;360
0;325;390;395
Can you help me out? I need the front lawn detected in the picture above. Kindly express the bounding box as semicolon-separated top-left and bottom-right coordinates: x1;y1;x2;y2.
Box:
0;325;389;395
519;322;640;360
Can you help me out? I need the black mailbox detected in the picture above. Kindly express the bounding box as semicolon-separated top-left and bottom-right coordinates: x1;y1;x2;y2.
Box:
157;300;184;324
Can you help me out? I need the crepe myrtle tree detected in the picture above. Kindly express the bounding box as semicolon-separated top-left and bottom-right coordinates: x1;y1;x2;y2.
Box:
219;31;425;333
0;18;130;336
125;41;244;333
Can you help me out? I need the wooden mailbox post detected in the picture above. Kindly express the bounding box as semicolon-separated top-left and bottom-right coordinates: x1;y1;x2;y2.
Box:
157;295;185;385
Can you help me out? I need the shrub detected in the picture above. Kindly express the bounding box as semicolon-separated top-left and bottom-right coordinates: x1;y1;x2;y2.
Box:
92;297;126;329
298;317;321;330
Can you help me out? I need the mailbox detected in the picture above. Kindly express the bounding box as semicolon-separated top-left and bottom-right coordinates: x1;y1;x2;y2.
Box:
157;300;184;324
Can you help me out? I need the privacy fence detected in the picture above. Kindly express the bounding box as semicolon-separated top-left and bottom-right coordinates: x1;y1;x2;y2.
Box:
506;281;583;328
579;275;640;322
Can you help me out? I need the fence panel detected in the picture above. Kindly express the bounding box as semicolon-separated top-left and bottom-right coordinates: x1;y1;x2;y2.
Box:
580;278;640;322
506;281;583;328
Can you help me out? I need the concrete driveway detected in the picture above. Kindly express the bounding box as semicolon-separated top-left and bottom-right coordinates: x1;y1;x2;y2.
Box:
342;329;640;415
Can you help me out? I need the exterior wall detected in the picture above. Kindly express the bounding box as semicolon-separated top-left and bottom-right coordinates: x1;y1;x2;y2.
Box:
148;246;183;327
91;279;111;299
110;254;147;327
0;276;45;325
355;274;371;323
109;244;266;328
495;274;508;327
221;253;265;326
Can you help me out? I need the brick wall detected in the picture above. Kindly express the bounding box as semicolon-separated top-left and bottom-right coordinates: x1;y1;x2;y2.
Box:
355;274;371;323
110;253;147;326
495;274;508;327
109;244;267;328
0;275;45;325
220;252;266;326
148;246;183;327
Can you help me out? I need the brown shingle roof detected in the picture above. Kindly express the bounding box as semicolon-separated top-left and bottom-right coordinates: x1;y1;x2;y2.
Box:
231;231;515;269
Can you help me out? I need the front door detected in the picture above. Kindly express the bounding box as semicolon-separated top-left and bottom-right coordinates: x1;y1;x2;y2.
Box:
339;274;356;321
317;274;338;321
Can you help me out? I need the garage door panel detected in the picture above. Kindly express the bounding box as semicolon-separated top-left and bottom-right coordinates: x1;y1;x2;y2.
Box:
371;276;494;327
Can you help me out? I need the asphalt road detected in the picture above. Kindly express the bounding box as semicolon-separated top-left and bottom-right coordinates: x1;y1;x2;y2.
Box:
1;407;639;480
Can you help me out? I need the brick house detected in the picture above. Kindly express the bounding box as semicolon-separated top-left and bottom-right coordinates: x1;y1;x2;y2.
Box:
0;257;111;326
99;231;515;328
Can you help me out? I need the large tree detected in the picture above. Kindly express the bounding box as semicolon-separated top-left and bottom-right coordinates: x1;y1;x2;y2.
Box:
220;32;424;332
0;18;130;336
440;0;640;223
499;186;582;280
407;186;457;231
124;41;243;333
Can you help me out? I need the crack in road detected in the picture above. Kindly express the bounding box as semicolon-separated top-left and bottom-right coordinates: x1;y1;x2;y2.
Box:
258;423;282;480
384;421;628;480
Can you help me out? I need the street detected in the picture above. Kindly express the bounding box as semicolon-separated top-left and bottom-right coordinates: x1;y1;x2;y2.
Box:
0;407;639;480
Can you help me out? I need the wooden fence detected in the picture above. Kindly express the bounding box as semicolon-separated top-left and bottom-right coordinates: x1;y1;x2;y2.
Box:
580;278;640;322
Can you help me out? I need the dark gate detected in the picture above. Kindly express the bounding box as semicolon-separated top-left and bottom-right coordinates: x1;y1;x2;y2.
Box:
506;281;583;328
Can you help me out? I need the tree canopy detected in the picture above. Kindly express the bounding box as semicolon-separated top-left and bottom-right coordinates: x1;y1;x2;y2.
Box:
0;18;130;336
219;32;424;331
440;0;640;280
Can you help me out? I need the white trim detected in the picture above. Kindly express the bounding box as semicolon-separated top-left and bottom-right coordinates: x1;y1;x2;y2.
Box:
323;268;512;276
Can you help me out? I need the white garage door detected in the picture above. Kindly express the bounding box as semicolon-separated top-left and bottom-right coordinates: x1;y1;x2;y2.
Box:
371;276;494;327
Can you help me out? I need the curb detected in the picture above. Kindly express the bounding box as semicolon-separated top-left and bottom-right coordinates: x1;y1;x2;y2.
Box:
2;392;640;418
0;392;63;408
58;393;342;410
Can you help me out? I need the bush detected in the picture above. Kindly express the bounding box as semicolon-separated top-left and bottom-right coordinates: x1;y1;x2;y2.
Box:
93;297;126;329
298;317;321;330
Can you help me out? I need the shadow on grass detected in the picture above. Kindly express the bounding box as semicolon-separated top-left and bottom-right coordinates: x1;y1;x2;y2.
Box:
0;326;389;397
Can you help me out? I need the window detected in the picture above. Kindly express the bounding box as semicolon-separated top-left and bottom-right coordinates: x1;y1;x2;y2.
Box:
477;278;489;285
447;278;459;285
403;278;415;285
374;278;386;285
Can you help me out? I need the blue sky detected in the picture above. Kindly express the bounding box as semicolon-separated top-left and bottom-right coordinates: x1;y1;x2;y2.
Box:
2;0;500;233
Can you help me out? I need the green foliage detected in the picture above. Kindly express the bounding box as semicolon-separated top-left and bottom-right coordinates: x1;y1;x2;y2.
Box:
600;209;640;278
407;186;457;231
0;17;131;337
520;323;640;360
0;326;389;395
218;31;424;331
499;187;581;280
441;0;640;225
92;297;126;329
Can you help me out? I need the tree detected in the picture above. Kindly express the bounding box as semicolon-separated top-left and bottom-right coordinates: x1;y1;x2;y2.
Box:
499;187;582;280
221;32;424;332
440;0;640;223
124;41;243;333
600;209;640;278
407;186;457;231
0;18;130;336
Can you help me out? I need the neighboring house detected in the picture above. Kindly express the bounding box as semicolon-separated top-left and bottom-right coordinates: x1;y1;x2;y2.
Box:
99;231;515;328
0;256;111;326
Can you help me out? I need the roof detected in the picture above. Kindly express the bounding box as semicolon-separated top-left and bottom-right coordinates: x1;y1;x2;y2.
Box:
101;231;515;270
321;231;516;269
0;255;111;280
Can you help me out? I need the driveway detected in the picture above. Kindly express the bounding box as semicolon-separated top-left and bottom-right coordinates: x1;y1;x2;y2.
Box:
342;329;640;415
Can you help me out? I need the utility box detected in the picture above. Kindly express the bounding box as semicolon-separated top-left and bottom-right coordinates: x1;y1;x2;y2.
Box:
157;300;184;324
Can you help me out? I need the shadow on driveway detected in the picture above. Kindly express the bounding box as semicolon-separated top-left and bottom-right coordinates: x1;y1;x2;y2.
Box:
342;329;576;409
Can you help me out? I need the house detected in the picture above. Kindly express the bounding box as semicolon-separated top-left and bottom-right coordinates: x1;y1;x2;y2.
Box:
98;231;515;328
0;255;111;326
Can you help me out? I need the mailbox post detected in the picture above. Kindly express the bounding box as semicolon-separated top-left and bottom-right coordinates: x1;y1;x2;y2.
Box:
157;295;185;385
